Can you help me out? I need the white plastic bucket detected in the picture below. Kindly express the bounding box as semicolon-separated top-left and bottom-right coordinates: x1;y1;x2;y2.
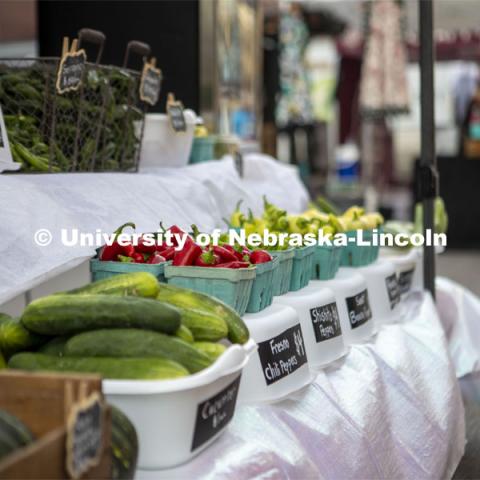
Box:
239;303;313;404
139;110;196;168
273;285;347;369
346;259;405;327
311;269;375;345
103;340;255;470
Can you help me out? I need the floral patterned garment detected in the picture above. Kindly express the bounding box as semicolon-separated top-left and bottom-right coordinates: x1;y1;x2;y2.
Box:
359;0;409;118
276;8;314;128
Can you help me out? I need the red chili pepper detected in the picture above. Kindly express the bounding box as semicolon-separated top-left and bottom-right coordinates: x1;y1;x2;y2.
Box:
173;242;202;266
195;249;220;267
132;252;145;263
136;234;158;254
222;244;250;261
215;261;250;269
212;245;237;262
250;249;272;264
99;222;136;261
122;244;136;257
168;225;194;248
158;246;176;261
147;252;166;264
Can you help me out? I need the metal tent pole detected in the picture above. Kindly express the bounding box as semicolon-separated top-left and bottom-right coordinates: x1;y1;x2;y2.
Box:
419;0;438;299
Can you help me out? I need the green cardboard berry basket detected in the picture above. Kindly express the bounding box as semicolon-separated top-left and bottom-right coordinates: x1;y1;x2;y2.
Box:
164;264;256;316
340;229;374;267
246;256;279;314
311;244;342;280
267;248;295;296
289;245;315;291
90;258;169;282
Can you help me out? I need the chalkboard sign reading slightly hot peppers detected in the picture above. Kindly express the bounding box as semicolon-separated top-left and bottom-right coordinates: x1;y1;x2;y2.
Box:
139;57;162;106
56;37;87;95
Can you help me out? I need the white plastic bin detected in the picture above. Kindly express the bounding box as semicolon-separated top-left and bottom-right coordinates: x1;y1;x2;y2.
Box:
103;340;255;470
139;109;196;168
273;285;347;369
239;304;313;404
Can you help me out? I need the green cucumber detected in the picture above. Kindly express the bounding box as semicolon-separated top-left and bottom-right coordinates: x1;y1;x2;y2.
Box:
193;342;227;362
157;283;249;344
174;324;194;343
21;294;180;336
38;336;70;356
111;406;138;480
0;409;34;461
8;353;188;380
0;317;46;358
65;329;212;373
181;309;228;342
68;272;159;298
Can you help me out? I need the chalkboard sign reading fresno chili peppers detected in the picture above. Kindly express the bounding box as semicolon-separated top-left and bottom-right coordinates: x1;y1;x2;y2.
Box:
385;273;400;309
310;302;342;343
257;324;308;386
167;92;187;132
191;375;241;452
345;289;372;329
56;37;86;95
398;268;415;295
66;392;104;480
139;57;162;106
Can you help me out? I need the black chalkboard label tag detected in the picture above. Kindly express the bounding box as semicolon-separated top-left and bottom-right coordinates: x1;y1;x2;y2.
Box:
310;302;342;343
66;392;104;480
167;92;187;133
398;268;415;295
345;289;372;329
385;273;400;309
139;58;162;106
191;374;241;452
257;323;308;386
56;37;86;95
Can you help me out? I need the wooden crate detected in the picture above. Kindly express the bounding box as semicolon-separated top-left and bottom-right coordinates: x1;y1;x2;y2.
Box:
0;370;111;479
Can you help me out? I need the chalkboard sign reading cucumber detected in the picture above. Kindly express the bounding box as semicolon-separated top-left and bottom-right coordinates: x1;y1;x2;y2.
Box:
56;37;87;95
167;92;187;133
139;57;162;106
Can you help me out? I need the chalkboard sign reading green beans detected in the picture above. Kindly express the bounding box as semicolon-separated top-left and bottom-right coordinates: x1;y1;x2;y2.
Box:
56;37;86;95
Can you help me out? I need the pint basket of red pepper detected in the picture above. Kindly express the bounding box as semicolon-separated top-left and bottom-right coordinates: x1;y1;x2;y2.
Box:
90;222;170;282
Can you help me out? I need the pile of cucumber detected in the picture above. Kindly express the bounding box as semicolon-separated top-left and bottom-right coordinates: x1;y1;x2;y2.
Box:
0;272;249;381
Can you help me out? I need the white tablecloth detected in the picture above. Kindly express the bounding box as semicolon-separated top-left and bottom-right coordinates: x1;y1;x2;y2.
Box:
0;155;308;304
139;292;465;479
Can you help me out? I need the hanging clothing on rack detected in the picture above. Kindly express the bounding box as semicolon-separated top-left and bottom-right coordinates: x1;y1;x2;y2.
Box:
359;0;409;117
276;5;314;128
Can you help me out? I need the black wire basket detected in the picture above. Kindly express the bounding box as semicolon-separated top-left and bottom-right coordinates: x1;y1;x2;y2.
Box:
0;29;153;173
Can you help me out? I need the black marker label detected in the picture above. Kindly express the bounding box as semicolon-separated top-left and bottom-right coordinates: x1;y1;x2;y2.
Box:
310;302;342;342
398;268;415;294
385;273;400;309
257;324;308;386
191;374;241;452
345;289;372;329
